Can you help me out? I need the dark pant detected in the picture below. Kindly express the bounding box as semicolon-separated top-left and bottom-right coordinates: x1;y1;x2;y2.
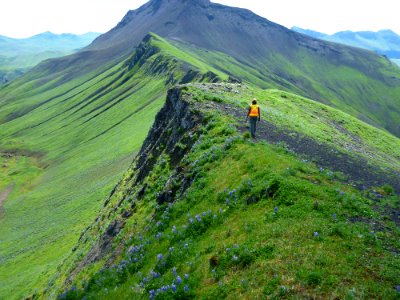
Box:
249;117;258;137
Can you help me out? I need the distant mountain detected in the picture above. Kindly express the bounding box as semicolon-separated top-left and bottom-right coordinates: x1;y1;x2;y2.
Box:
292;27;400;65
0;32;100;84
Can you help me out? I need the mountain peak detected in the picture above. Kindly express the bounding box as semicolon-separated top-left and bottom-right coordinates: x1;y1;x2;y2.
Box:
148;0;211;10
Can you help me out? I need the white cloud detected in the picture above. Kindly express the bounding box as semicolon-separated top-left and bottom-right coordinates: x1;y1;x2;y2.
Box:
0;0;398;38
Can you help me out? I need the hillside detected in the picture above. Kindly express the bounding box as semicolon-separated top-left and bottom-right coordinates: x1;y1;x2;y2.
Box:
0;33;229;299
0;32;100;85
0;0;399;298
47;81;400;299
30;0;400;137
292;27;400;65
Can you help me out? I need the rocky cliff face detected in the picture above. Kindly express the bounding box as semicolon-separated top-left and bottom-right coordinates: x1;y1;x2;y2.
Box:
62;85;208;283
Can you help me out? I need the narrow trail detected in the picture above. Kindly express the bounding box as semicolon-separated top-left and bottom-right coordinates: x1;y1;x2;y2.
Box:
214;102;400;193
0;185;13;216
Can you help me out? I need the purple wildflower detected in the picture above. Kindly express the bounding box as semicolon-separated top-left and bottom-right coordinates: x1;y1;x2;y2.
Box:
171;284;177;292
184;285;189;292
175;276;182;285
157;254;163;261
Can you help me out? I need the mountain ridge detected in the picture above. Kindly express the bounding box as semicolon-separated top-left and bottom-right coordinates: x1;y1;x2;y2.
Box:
0;1;400;298
50;77;400;299
16;0;400;137
292;26;400;62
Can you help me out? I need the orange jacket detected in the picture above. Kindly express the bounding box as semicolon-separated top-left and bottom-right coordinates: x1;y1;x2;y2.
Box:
248;104;260;117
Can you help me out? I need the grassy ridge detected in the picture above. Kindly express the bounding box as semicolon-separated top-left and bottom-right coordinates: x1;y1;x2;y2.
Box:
0;33;399;299
0;43;169;299
56;85;399;299
169;39;400;137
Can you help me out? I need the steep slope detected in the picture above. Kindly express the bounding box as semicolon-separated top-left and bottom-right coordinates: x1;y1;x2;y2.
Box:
50;84;400;299
0;32;100;85
25;0;400;137
0;34;225;299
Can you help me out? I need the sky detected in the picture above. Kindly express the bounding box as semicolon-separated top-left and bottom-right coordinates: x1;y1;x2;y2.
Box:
0;0;398;38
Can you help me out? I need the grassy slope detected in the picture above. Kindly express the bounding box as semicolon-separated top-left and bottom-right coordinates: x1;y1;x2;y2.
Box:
57;85;400;299
0;36;178;299
0;33;399;298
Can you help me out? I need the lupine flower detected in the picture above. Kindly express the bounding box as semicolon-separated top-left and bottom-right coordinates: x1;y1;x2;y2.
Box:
172;225;177;233
195;214;201;222
332;213;337;219
248;179;252;187
171;283;177;292
161;285;169;292
157;254;163;261
234;244;239;248
233;255;239;261
184;274;189;279
169;247;174;252
184;243;189;249
226;199;230;205
184;285;189;292
189;218;194;224
219;208;223;214
274;207;279;213
226;248;230;252
175;276;182;284
172;267;177;276
313;231;319;238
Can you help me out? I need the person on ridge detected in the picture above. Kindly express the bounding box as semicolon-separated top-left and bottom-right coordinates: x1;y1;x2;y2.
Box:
246;98;261;138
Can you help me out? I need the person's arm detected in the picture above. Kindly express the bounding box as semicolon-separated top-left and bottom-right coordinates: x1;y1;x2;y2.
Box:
258;107;261;121
246;107;251;119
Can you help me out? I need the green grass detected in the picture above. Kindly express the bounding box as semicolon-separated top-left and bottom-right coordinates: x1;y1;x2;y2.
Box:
0;33;399;299
55;94;399;299
0;42;173;299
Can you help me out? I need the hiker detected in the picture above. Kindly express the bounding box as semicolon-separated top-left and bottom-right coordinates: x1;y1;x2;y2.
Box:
246;98;261;138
